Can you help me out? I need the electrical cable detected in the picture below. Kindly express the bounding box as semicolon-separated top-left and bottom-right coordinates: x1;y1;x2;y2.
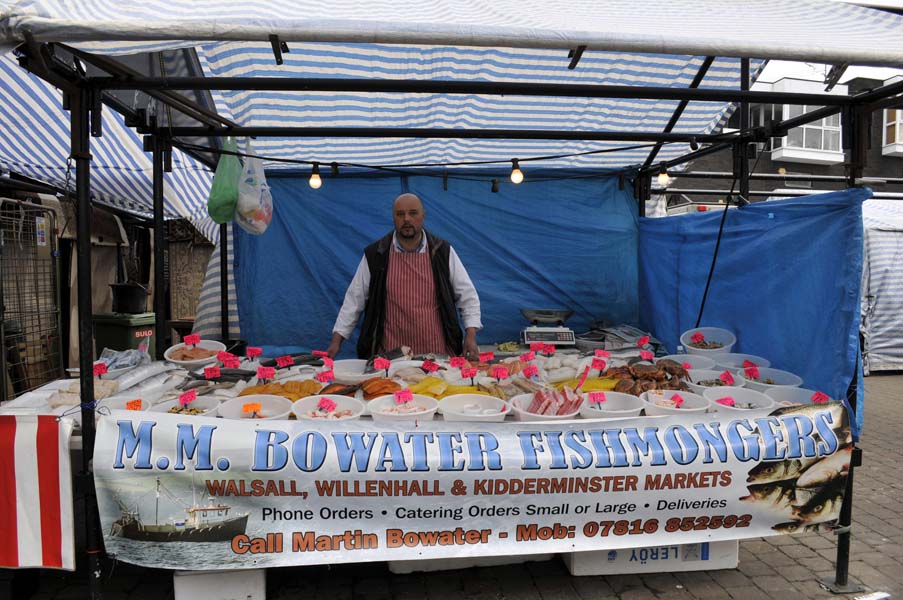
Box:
694;146;765;328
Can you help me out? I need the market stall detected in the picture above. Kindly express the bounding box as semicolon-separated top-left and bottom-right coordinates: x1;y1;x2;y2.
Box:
2;1;903;598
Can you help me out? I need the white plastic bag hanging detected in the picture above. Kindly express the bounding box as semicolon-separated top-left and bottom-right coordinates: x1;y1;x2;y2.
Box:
235;141;273;235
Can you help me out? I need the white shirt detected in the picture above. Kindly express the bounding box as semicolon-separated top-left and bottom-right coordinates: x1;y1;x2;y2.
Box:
332;232;482;339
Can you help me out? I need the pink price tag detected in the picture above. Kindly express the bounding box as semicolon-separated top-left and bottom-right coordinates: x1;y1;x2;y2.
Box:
594;349;611;358
720;370;735;385
179;390;196;407
183;334;201;346
394;389;413;404
576;366;591;390
690;332;705;344
742;359;759;368
257;366;276;380
672;393;685;408
542;344;556;356
682;362;692;370
637;335;650;347
246;347;263;358
275;355;294;368
373;357;391;371
588;391;607;405
322;357;334;369
744;366;760;380
639;350;654;361
421;360;440;373
478;351;494;363
204;366;221;380
591;358;607;371
92;362;108;377
216;351;235;363
811;391;831;404
715;397;736;407
491;366;509;380
529;342;544;352
312;350;329;358
317;397;337;412
522;364;539;379
449;357;467;368
461;367;478;379
223;357;240;369
316;370;335;383
519;351;535;363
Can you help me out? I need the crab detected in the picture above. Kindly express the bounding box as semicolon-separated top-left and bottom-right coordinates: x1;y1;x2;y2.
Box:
629;363;668;381
604;366;634;380
657;359;688;380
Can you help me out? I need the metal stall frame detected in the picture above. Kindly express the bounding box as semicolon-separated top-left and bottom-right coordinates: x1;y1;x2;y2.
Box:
14;40;903;597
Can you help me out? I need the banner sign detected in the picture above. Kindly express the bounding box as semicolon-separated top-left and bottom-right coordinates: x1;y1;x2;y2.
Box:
94;403;851;570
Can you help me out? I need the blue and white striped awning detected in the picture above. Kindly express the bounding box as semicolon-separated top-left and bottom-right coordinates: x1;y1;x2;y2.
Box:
1;0;902;234
0;53;219;240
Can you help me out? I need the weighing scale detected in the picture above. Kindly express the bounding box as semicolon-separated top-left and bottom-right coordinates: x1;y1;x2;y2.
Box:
520;309;577;346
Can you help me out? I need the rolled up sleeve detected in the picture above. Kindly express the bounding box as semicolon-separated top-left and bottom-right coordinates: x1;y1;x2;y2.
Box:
332;256;371;339
448;247;482;330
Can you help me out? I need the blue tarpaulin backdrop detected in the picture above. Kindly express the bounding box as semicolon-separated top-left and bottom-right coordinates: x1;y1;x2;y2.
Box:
638;188;869;437
234;173;639;358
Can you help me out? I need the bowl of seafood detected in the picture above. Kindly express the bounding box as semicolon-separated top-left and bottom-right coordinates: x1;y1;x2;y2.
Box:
219;394;292;420
640;389;709;416
148;395;221;417
679;327;736;356
292;394;365;421
703;386;774;413
164;339;226;368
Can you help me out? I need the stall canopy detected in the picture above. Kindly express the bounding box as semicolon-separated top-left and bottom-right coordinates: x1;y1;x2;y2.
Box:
1;1;903;232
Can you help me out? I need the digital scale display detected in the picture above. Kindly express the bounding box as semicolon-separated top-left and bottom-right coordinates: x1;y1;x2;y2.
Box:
521;327;576;346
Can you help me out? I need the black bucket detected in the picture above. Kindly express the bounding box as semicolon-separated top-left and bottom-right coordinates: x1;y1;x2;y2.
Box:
110;283;149;314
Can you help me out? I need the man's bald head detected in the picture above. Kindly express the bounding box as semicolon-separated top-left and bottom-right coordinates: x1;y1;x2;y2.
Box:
393;193;426;244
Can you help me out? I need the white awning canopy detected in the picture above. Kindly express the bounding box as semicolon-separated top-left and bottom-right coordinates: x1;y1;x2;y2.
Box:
3;0;903;65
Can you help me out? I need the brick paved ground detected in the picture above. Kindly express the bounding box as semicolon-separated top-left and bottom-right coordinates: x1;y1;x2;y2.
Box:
21;374;903;600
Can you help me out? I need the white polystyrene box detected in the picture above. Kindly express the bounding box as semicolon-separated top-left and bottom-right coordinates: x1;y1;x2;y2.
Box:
174;569;266;600
564;540;738;576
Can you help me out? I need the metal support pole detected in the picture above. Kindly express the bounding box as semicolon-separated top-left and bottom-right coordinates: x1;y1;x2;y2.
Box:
70;86;104;600
739;58;750;202
220;223;229;342
822;99;868;595
151;135;167;360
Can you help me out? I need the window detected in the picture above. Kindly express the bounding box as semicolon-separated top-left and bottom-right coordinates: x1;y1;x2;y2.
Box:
770;104;844;165
885;109;902;145
884;109;903;157
783;105;841;152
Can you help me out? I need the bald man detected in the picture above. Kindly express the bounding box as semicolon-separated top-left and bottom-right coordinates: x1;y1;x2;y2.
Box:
328;193;482;360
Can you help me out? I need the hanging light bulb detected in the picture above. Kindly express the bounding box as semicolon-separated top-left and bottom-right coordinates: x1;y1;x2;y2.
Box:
309;162;322;189
657;170;671;187
510;158;524;184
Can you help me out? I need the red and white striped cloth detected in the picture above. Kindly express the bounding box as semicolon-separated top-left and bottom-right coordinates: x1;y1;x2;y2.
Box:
0;415;75;570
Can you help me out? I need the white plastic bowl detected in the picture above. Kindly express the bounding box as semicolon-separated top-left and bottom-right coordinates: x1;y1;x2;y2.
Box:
369;393;439;421
163;339;226;368
656;354;716;370
292;394;365;421
735;367;802;392
712;353;771;370
684;369;745;395
148;395;220;417
703;386;774;413
219;394;292;420
509;393;582;422
680;327;736;356
579;392;645;418
440;394;510;422
641;390;709;416
332;359;372;385
764;386;833;407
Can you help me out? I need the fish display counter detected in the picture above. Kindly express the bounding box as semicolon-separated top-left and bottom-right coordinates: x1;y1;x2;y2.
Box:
0;327;853;577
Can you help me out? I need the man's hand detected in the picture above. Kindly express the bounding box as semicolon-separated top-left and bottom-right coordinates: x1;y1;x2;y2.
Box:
463;328;479;361
326;333;344;358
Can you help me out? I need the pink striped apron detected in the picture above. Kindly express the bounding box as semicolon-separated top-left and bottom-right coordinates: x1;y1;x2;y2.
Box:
381;248;449;355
